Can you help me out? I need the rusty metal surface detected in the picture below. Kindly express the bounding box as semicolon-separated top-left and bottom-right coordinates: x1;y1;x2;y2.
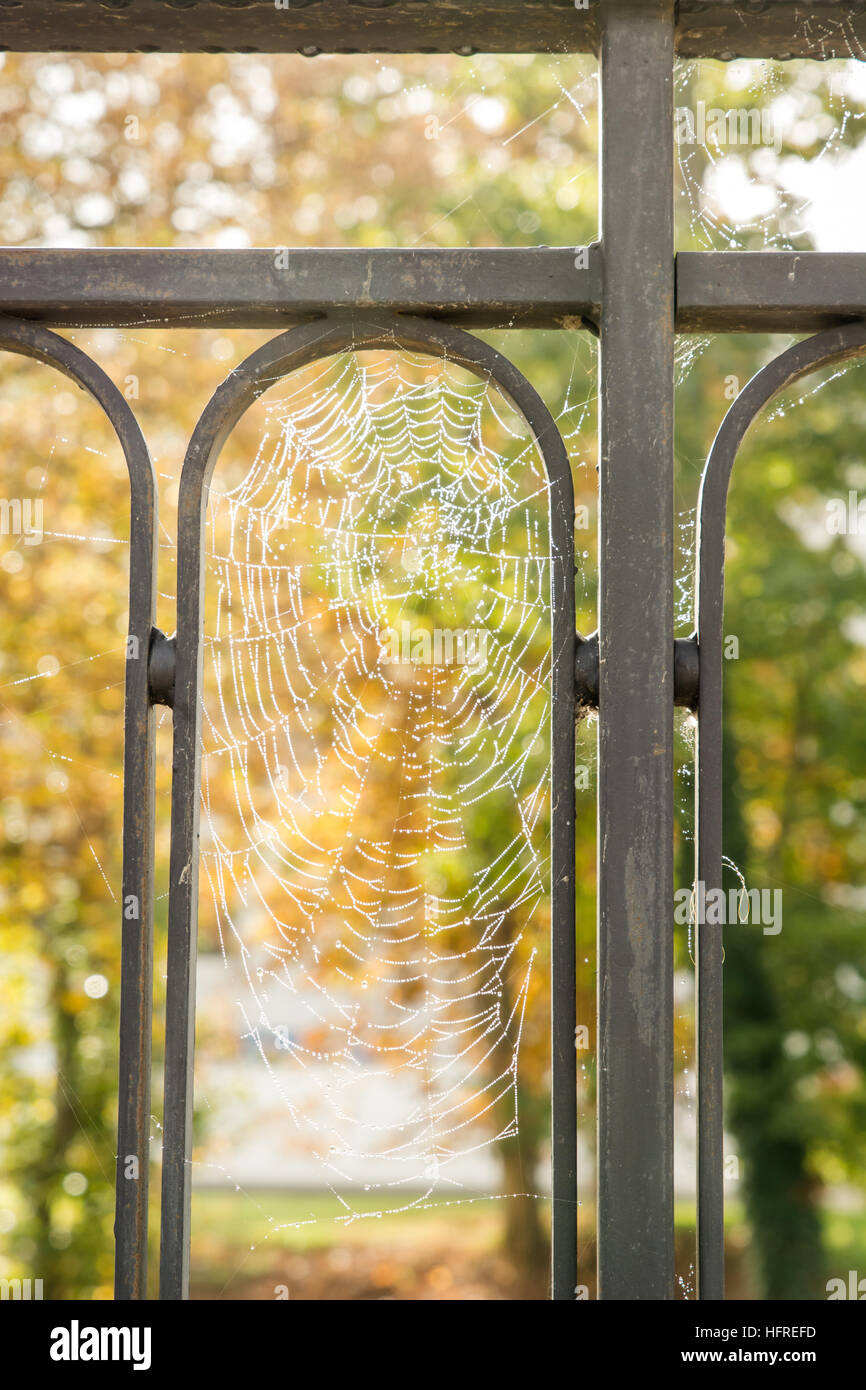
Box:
0;247;602;331
677;2;866;60
0;0;596;56
5;248;866;335
596;0;676;1301
677;253;866;334
0;1;862;59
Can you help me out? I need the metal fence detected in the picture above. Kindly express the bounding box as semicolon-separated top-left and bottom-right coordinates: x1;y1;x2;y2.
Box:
3;1;866;1302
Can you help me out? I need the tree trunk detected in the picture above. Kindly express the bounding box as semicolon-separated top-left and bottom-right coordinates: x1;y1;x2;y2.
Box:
498;1117;549;1274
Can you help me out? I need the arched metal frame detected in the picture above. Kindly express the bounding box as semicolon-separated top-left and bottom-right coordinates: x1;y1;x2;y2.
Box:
6;0;866;1309
694;320;866;1300
159;311;577;1301
0;317;159;1301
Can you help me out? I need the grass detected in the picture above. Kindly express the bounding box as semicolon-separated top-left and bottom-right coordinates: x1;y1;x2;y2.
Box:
173;1187;866;1300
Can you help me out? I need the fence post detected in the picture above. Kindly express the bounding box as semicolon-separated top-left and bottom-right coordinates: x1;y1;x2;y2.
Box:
597;0;676;1299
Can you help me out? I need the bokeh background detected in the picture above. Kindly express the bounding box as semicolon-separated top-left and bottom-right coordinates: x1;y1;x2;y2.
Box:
1;46;865;1300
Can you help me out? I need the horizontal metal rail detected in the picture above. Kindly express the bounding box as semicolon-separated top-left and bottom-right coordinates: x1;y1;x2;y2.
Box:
2;0;864;60
1;0;862;1313
1;249;865;334
677;253;866;334
0;247;602;331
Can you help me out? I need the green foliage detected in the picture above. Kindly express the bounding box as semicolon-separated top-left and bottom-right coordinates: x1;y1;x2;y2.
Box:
1;47;865;1299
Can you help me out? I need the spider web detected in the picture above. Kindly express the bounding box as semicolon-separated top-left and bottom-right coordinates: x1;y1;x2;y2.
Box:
676;52;866;253
195;345;554;1223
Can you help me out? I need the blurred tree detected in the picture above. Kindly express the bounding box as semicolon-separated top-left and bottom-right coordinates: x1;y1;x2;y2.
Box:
721;711;826;1299
0;43;864;1301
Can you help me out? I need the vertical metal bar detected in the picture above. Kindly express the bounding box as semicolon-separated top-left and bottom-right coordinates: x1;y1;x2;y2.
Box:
694;501;725;1303
695;321;866;1301
115;482;158;1301
0;320;159;1302
550;435;577;1302
0;321;159;1302
597;1;676;1299
159;464;206;1301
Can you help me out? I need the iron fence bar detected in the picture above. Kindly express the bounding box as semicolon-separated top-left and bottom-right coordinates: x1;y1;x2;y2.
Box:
0;316;159;1301
695;318;866;1301
3;0;863;61
0;0;600;57
597;0;676;1300
0;248;601;332
677;253;866;334
4;248;866;334
160;309;576;1300
2;0;863;1310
